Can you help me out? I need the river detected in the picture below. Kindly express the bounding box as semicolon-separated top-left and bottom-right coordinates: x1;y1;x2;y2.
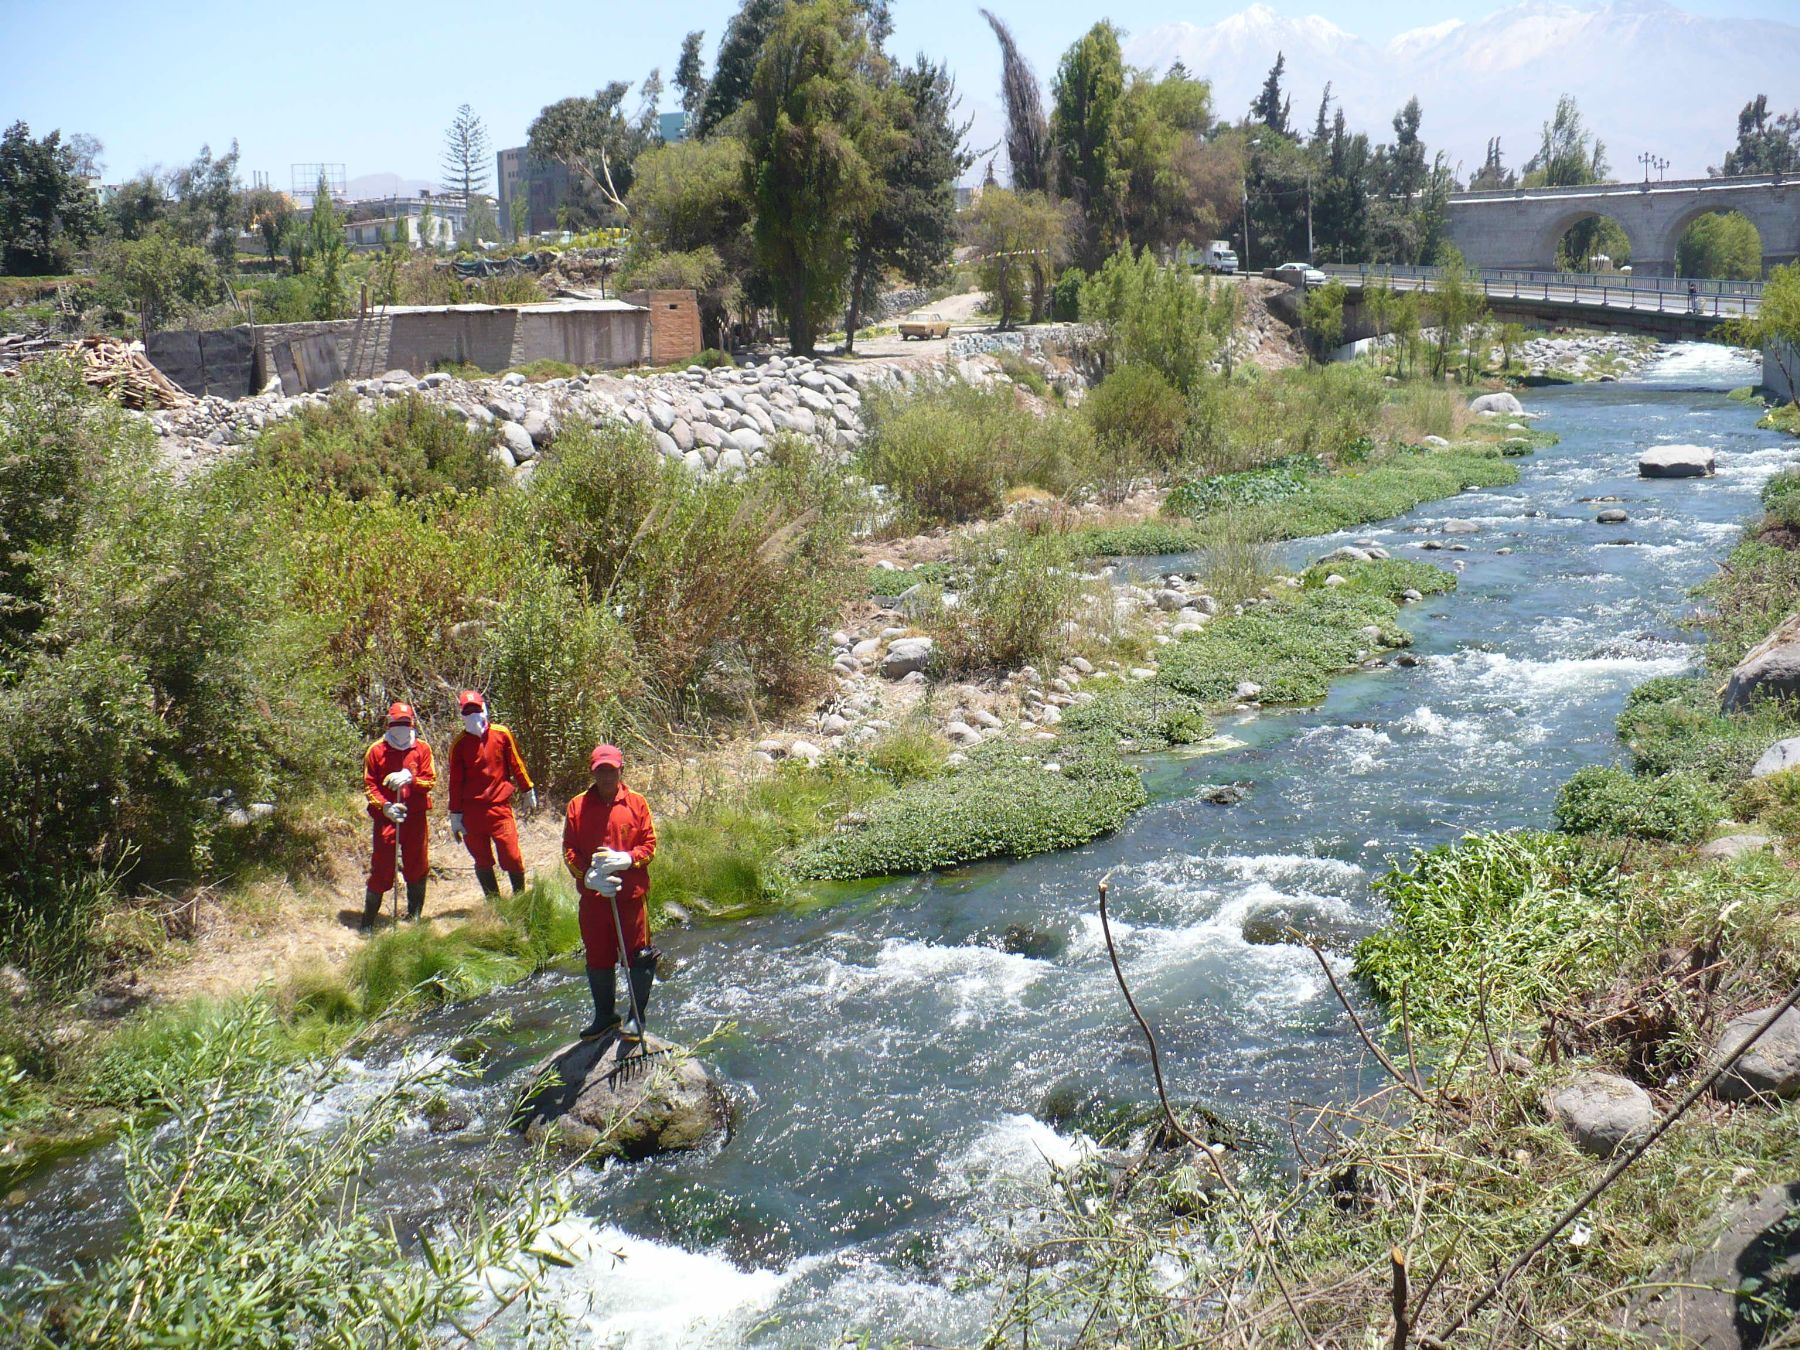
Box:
3;343;1789;1346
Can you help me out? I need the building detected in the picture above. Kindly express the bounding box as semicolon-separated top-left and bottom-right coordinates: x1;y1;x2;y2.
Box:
343;192;471;250
496;147;573;240
657;111;688;145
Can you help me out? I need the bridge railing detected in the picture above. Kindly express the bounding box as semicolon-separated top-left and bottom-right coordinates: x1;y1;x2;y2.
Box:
1321;263;1762;316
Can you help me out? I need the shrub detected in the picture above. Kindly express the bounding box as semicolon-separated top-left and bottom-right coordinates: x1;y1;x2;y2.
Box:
927;527;1086;675
864;722;948;785
787;739;1146;880
243;392;505;501
1703;534;1800;671
996;351;1050;397
859;380;1103;528
1355;830;1631;1035
1181;364;1386;475
1050;266;1086;322
1554;765;1723;844
1156;589;1410;706
1069;521;1208;557
1084;365;1186;470
1382;382;1464;443
1763;467;1800;530
1079;247;1226;393
1731;768;1800;843
1617;676;1800;785
526;423;853;717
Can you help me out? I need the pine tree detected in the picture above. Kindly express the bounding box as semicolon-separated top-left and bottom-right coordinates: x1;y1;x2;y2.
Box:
1251;52;1290;135
440;105;491;204
675;31;709;120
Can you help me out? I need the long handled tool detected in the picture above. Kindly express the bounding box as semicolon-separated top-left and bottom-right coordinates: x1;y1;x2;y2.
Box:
606;887;646;1048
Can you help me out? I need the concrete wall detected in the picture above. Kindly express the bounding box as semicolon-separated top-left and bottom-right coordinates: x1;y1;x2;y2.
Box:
1767;341;1798;402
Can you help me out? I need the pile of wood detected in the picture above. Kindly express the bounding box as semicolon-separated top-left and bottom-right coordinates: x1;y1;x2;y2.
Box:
1;334;193;410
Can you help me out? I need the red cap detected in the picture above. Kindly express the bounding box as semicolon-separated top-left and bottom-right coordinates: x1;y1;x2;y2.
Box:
387;702;415;726
458;689;485;712
590;743;623;770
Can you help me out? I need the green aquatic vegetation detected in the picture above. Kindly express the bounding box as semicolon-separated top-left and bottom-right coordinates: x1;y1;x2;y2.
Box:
1554;764;1724;844
1617;676;1800;785
1217;447;1520;541
1068;521;1209;557
1156;589;1412;706
1059;677;1214;750
1298;556;1458;599
861;561;951;597
786;739;1146;880
1164;455;1324;517
1354;830;1631;1036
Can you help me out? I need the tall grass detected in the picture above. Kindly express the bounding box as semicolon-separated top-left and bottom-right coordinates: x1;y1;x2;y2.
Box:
925;525;1088;675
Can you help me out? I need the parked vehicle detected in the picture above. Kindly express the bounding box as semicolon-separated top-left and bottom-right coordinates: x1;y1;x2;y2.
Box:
898;313;951;340
1203;240;1238;274
1271;261;1328;289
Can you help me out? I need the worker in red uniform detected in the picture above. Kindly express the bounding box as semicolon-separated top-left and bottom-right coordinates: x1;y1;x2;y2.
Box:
446;690;537;899
563;744;658;1040
363;702;436;930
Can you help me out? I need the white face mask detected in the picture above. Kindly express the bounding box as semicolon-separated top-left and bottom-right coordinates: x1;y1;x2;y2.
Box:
463;712;488;736
385;726;416;750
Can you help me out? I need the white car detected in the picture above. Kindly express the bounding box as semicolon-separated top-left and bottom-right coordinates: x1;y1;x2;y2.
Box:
1273;261;1328;289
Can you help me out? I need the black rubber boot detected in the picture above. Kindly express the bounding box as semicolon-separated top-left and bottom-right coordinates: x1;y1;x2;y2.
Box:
405;880;426;921
360;889;383;932
475;868;500;898
506;869;527;895
581;966;617;1040
622;953;656;1041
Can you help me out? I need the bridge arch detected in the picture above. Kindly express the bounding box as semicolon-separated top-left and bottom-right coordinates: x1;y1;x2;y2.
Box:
1533;206;1645;273
1646;196;1793;277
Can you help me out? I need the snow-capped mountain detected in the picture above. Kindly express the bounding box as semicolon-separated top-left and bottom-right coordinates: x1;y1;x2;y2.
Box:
1121;1;1800;180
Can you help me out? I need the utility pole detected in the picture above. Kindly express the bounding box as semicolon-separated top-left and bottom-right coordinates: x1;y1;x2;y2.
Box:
1244;137;1262;272
1306;170;1314;262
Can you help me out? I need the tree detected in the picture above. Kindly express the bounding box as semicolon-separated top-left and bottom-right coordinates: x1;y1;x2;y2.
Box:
744;0;889;354
1429;248;1485;381
96;228;218;334
697;0;784;136
1078;246;1225;392
1250;53;1291;136
1309;84;1333;149
980;8;1051;194
1524;94;1607;187
1713;95;1800;177
1468;137;1516;191
240;186;295;267
1725;261;1800;399
1116;65;1216;253
441;105;492;208
675;30;709;120
1678;210;1763;280
1498;321;1525;372
965;187;1068;329
0;122;103;275
1312;109;1371;262
305;174;348;318
463;196;499;248
844;57;973;352
1300;277;1346;364
528;80;660;225
167;142;241;270
626;136;755;343
1050;22;1127;271
1386;97;1427;199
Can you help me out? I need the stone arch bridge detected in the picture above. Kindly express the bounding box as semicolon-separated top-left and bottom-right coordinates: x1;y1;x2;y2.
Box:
1446;174;1798;277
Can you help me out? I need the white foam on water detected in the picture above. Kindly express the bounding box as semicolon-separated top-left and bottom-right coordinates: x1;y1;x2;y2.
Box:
1434;647;1690;702
1717;446;1800;484
292;1047;459;1132
1638;342;1761;385
813;938;1048;1028
1297;723;1393;774
1393;704;1485;746
941;1113;1096;1195
485;1219;802;1349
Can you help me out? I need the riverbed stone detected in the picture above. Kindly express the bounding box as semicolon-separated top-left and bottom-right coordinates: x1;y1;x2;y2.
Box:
1596;508;1629;524
1710;1004;1800;1102
881;636;936;678
1753;737;1800;778
1639;443;1716;478
1624;1180;1800;1349
515;1034;732;1161
1698;834;1774;862
500;421;536;462
1469;391;1525;416
1723;614;1800;713
1547;1071;1655;1158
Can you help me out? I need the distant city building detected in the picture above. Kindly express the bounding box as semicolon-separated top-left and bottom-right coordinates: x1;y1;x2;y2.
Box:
336;192;474;250
496;146;573;240
657;111;688;145
955;184;984;211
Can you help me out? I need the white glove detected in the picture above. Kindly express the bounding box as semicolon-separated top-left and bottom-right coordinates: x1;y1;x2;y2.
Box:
382;801;407;824
584;860;609;891
520;789;538;814
383;768;413;791
449;812;465;841
603;848;634;872
593;874;621;898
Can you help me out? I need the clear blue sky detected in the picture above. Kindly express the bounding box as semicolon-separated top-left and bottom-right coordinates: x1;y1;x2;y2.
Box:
6;0;1794;190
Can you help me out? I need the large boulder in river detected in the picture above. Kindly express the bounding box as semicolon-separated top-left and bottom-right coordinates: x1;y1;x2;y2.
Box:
1722;614;1800;713
1469;391;1524;416
1753;737;1800;778
514;1034;731;1160
1639;443;1716;478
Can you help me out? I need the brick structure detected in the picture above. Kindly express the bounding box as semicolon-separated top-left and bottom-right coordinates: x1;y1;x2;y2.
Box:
624;290;703;365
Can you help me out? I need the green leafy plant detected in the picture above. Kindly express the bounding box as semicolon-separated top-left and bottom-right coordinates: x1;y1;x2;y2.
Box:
1554;765;1724;843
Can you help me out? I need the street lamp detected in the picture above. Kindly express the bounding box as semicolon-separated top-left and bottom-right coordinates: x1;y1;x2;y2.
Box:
1655;156;1669;182
1638;150;1654;182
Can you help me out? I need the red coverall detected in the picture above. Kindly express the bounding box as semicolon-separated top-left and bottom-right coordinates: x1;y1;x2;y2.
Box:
364;739;436;891
447;723;533;872
562;783;657;969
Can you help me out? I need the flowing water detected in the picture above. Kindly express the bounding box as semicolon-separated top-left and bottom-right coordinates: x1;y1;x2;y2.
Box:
5;344;1791;1346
